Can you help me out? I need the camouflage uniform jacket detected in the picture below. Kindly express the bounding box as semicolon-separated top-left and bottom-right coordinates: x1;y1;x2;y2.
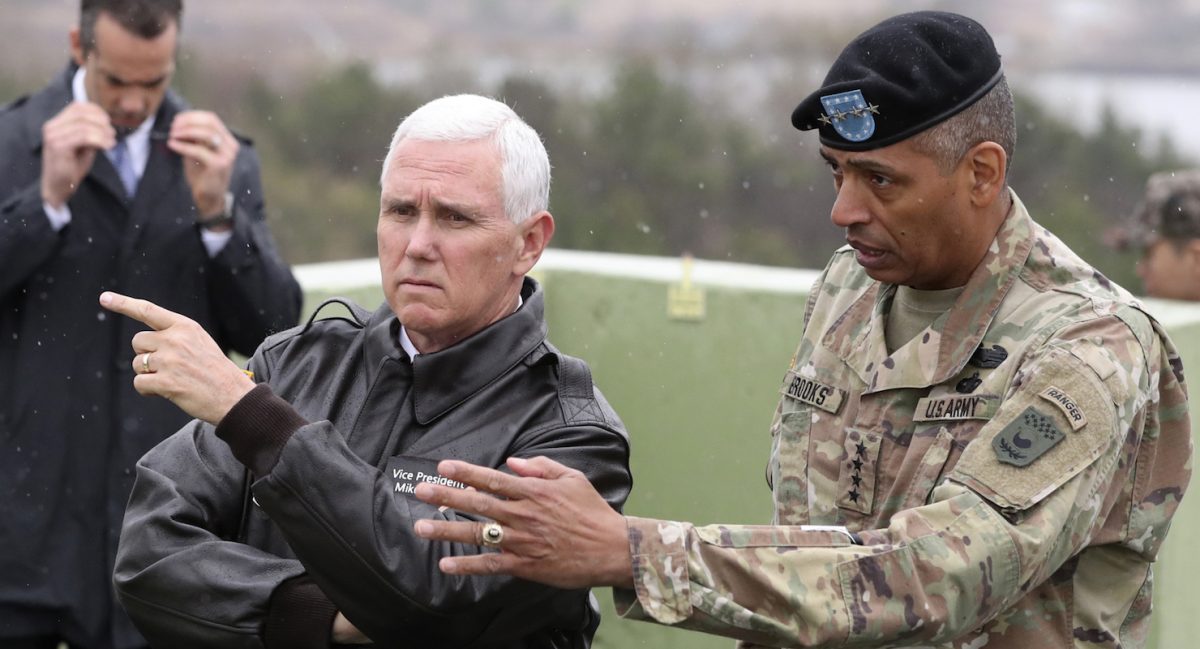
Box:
614;192;1193;648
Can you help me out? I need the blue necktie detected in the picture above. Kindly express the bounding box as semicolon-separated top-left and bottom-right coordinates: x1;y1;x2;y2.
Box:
110;139;138;198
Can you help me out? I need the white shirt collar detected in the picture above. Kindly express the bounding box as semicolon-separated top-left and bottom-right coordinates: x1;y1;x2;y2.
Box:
74;67;156;178
398;324;421;359
398;294;524;359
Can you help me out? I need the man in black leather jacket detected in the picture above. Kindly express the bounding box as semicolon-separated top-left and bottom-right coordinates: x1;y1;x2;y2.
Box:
101;94;633;649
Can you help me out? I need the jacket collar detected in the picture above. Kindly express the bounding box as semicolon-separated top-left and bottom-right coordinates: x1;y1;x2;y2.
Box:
362;277;549;424
22;65;74;154
25;64;187;207
825;190;1035;393
130;87;184;208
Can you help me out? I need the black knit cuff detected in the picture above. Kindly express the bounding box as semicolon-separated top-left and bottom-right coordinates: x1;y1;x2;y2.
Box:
215;383;308;476
264;575;338;649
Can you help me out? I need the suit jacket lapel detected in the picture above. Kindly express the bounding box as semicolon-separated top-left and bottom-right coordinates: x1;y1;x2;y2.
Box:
91;155;131;204
131;119;180;214
22;66;71;152
27;65;131;207
119;91;186;264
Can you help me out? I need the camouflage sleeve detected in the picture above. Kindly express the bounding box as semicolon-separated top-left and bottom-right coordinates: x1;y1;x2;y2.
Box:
613;315;1191;647
613;493;1012;645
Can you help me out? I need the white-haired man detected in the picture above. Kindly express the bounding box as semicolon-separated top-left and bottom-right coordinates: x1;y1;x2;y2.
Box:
101;94;632;649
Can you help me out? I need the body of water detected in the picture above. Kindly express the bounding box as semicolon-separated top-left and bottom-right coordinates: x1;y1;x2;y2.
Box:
1021;71;1200;163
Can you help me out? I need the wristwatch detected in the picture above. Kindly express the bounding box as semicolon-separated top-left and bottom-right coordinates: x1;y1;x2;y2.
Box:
197;191;235;230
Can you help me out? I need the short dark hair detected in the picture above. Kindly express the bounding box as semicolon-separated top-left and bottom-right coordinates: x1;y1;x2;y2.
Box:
909;76;1016;176
79;0;182;54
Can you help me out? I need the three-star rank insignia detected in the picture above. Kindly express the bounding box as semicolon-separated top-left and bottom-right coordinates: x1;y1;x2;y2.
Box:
992;406;1064;467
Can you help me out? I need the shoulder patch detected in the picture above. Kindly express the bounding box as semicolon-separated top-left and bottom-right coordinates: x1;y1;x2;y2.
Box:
1039;386;1086;430
992;406;1065;466
948;348;1117;511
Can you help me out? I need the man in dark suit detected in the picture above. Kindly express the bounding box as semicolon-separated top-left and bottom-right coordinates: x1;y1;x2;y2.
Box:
0;1;301;647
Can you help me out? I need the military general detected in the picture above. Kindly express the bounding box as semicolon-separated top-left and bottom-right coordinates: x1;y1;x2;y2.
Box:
411;11;1193;649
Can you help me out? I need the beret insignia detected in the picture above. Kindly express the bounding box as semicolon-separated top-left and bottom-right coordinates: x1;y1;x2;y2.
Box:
819;90;878;143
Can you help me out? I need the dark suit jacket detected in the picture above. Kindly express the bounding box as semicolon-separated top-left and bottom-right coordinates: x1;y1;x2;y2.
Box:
0;65;302;649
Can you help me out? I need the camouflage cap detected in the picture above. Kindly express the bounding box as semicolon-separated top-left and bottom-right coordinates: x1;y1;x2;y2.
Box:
1111;170;1200;250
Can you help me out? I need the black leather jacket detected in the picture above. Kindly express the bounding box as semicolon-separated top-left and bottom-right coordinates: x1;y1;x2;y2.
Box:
114;278;632;649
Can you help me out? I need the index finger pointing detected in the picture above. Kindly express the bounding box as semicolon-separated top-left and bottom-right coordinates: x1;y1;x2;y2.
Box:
99;291;185;331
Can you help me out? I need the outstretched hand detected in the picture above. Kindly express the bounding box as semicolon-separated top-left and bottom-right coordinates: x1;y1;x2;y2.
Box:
412;456;634;590
99;291;254;424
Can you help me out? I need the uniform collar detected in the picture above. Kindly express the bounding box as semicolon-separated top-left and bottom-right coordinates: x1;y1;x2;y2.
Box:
362;277;548;424
826;189;1035;392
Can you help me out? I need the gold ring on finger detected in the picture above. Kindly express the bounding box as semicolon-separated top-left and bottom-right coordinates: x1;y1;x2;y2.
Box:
141;352;152;374
481;522;504;548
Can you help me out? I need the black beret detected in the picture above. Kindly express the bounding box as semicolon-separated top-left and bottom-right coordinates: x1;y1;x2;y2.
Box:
792;11;1003;150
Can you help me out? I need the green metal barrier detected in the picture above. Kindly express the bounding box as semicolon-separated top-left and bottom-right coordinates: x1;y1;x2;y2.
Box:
296;251;1199;649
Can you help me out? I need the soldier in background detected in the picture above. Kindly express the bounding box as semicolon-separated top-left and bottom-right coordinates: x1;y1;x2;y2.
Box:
1114;170;1200;300
410;11;1193;649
